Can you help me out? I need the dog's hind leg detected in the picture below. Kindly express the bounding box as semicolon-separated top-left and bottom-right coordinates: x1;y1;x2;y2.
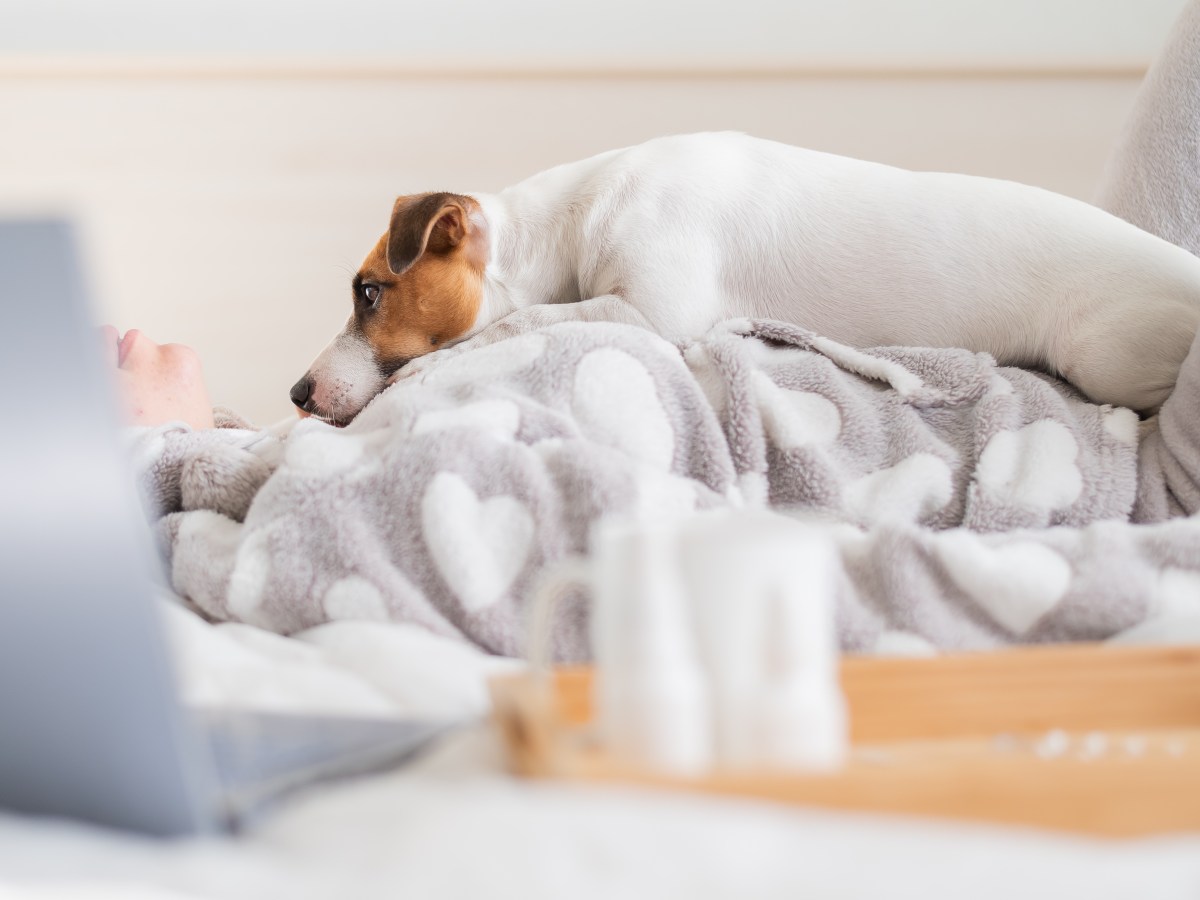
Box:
1054;289;1200;414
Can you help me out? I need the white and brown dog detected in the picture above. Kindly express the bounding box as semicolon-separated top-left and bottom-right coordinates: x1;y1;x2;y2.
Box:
292;132;1200;423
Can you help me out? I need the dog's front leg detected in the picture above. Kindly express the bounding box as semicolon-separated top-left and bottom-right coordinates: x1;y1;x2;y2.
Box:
390;295;649;383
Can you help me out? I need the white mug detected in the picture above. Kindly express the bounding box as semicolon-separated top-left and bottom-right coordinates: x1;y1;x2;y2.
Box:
528;508;847;775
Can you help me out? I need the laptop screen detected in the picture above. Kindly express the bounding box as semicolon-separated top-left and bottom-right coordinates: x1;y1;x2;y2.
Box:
0;219;215;835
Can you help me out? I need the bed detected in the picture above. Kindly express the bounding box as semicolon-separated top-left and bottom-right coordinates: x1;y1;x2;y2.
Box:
6;4;1200;896
4;604;1200;900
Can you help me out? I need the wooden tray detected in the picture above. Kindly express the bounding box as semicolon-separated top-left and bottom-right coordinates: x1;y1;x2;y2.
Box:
490;643;1200;837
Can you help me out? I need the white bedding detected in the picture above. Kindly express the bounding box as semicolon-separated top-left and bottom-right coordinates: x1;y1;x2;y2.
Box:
3;600;1200;900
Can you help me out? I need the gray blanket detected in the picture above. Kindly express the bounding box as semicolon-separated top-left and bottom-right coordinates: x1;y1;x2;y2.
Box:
138;0;1200;661
133;317;1200;661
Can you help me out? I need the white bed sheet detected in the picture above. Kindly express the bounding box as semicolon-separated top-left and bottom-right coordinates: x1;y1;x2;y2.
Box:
2;601;1200;900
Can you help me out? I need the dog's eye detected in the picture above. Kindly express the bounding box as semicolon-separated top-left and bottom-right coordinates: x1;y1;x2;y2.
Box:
362;284;381;307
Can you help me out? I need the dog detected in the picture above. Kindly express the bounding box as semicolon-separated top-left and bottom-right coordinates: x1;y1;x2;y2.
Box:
291;132;1200;423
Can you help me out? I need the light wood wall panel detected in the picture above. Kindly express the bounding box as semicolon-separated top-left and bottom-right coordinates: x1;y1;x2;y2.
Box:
0;73;1142;423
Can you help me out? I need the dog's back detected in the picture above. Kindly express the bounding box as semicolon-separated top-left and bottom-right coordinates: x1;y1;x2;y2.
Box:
571;132;1200;411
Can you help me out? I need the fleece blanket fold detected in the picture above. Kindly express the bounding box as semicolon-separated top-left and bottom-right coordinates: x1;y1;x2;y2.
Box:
133;318;1200;661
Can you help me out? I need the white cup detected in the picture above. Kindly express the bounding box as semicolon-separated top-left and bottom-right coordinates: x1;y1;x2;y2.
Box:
589;517;713;775
528;509;846;775
677;510;846;771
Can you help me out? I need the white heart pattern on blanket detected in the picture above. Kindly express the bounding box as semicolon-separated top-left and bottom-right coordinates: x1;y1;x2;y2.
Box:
421;472;534;613
934;532;1071;635
683;344;731;418
173;510;249;617
872;630;938;657
286;422;370;474
227;523;279;629
572;348;675;471
323;576;390;621
1155;568;1200;617
843;452;953;523
1103;406;1140;445
413;399;521;441
976;419;1082;510
752;371;842;449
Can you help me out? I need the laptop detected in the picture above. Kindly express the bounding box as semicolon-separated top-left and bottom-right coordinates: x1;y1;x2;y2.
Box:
0;219;454;837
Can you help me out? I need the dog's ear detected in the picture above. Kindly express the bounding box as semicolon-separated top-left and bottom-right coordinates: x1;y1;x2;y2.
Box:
386;192;473;276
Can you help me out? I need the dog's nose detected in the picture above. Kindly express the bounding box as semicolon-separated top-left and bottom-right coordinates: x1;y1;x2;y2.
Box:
290;376;313;410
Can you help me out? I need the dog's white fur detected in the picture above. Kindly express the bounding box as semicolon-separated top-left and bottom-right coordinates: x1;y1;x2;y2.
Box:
302;132;1200;420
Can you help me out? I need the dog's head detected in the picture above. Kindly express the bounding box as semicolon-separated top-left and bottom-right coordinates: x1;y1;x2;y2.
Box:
290;192;488;423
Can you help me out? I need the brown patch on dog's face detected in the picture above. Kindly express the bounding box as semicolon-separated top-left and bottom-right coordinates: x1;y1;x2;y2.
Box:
353;192;488;376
